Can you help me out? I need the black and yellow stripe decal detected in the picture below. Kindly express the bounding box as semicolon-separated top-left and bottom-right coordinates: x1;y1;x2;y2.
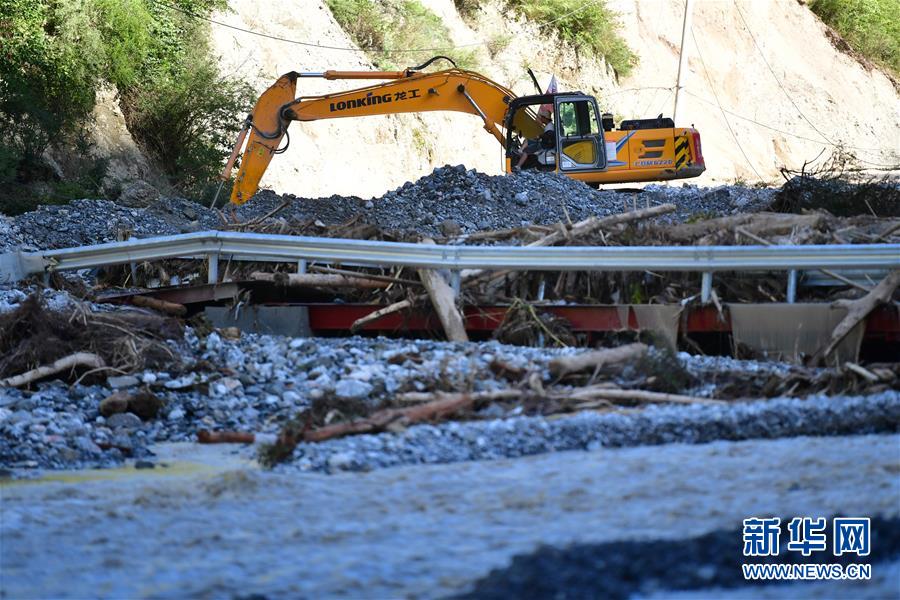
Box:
674;135;691;170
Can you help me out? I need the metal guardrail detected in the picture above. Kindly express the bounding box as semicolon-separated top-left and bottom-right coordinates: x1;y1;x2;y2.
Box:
1;232;897;285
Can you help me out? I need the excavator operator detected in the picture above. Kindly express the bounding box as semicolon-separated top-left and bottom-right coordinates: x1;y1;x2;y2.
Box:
515;110;554;171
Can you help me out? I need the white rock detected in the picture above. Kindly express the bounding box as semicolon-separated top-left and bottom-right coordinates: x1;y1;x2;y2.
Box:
335;379;373;400
167;408;185;421
327;452;356;471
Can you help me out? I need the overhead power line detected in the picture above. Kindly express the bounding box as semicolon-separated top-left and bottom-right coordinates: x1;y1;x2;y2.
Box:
732;0;837;147
690;28;765;182
148;0;487;53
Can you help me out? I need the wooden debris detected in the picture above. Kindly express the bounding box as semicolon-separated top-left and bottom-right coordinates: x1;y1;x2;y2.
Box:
462;203;677;283
197;430;257;444
810;269;900;365
556;386;724;405
0;352;106;388
250;271;388;288
129;295;187;316
844;362;879;383
670;212;825;243
417;239;468;342
549;343;648;378
304;390;500;442
350;299;412;332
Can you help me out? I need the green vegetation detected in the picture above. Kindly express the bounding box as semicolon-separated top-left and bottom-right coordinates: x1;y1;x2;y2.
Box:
454;0;637;77
507;0;637;77
0;0;252;213
809;0;899;73
325;0;478;70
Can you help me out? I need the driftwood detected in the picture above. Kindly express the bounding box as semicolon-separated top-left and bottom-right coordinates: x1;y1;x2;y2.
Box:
461;203;677;283
810;269;900;365
418;238;468;342
129;295;188;316
556;385;724;405
350;299;412;332
349;205;678;330
0;352;106;387
669;212;825;242
309;265;421;287
549;343;648;378
303;390;502;442
197;430;256;444
250;271;388;289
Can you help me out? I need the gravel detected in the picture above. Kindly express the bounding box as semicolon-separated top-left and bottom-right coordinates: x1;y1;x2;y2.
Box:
4;167;778;250
1;312;896;473
281;391;899;473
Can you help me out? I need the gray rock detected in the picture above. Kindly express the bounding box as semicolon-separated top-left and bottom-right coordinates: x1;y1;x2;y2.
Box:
106;412;143;430
117;181;160;208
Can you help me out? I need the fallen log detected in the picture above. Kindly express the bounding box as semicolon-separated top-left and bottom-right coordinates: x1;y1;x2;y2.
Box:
250;271;388;289
350;299;412;332
197;430;256;444
0;352;106;388
129;295;187;317
559;387;724;405
418;238;468;342
304;391;485;442
549;343;648;378
810;269;900;365
309;265;421;287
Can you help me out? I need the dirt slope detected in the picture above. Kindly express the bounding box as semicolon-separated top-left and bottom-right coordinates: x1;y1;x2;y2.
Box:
199;0;899;198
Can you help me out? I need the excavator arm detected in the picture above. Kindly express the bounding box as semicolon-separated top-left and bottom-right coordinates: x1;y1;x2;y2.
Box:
227;67;521;205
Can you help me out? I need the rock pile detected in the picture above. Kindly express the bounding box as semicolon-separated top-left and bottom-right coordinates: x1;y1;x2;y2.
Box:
4;167;781;251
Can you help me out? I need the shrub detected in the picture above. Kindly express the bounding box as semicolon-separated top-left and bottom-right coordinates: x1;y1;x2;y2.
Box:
507;0;637;77
123;42;253;201
0;0;252;210
809;0;900;73
0;0;100;171
326;0;479;70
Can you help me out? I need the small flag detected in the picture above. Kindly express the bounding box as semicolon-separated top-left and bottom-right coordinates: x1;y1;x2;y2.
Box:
539;75;558;117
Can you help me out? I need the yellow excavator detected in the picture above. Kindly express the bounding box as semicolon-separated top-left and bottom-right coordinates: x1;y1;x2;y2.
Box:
224;57;705;205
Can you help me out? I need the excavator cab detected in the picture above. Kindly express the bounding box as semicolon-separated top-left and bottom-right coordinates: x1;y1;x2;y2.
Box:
554;95;607;172
505;93;607;173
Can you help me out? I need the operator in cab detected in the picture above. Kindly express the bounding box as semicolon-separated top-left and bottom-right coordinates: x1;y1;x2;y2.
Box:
514;109;554;171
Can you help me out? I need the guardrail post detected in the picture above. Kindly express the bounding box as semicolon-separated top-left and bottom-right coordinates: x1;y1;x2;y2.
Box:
786;269;797;304
207;253;219;284
450;270;461;295
701;272;712;303
297;259;308;274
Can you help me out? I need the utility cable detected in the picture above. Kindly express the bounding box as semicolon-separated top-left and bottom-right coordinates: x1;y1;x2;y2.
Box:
732;0;837;146
536;0;604;29
691;27;765;182
148;0;487;53
682;90;899;158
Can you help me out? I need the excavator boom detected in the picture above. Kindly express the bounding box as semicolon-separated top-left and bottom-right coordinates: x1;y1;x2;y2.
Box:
226;64;704;205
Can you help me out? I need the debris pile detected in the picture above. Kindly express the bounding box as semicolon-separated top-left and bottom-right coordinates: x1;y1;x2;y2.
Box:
0;293;183;388
6;167;783;251
1;315;896;471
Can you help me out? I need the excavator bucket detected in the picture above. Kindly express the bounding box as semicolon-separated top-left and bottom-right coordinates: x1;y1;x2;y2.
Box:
229;73;298;205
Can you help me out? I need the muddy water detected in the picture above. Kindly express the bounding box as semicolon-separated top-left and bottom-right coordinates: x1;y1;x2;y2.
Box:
2;434;898;599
